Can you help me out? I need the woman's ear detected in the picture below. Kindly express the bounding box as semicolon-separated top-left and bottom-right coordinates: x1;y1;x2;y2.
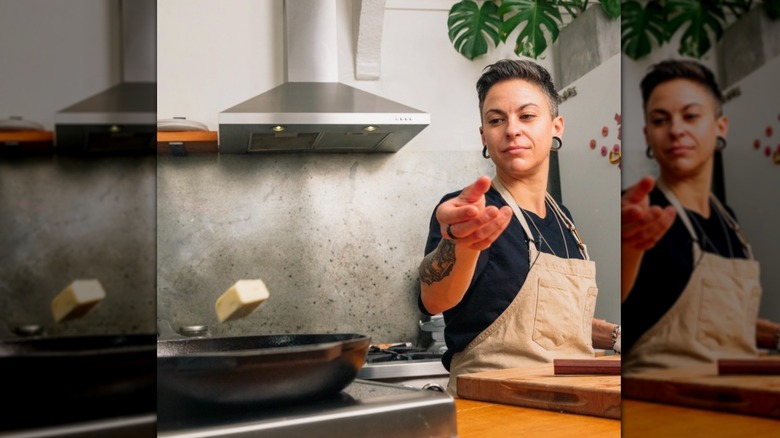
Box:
717;114;729;138
552;116;564;138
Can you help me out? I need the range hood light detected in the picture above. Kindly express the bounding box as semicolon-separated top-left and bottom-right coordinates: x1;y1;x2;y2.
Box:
272;125;286;133
363;125;377;132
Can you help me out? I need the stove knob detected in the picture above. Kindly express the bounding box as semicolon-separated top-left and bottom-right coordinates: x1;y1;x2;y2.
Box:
422;383;445;392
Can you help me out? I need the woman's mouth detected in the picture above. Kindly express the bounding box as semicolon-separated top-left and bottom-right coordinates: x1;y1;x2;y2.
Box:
503;145;530;154
666;145;693;155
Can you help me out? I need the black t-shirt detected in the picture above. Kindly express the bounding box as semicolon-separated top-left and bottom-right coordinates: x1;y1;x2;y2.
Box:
418;186;584;370
622;187;747;355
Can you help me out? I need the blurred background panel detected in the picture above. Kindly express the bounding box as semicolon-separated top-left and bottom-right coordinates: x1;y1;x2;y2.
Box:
0;0;156;434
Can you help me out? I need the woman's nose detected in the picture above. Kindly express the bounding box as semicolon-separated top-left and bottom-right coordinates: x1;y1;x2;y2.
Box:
506;117;523;137
669;115;685;137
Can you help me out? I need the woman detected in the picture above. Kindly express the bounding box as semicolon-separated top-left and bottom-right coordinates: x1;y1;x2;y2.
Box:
621;59;780;373
417;59;618;395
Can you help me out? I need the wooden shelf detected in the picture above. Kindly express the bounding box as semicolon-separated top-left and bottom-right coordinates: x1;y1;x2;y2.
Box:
156;131;218;155
0;130;54;142
0;130;55;152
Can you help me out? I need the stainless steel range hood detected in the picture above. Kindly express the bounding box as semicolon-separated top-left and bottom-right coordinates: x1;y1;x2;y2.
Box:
55;0;156;153
218;0;430;153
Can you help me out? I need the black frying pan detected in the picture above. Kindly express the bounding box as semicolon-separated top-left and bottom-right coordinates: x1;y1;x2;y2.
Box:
0;334;156;431
157;333;371;406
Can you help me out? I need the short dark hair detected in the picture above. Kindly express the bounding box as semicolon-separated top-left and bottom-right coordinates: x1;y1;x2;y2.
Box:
640;59;724;115
476;59;560;119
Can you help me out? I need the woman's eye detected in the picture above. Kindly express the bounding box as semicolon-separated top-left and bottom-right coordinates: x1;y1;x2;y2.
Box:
683;113;700;121
489;118;503;125
650;117;668;125
519;114;535;120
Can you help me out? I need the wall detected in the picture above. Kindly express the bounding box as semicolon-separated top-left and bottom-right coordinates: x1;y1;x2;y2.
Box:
0;0;156;337
719;56;780;322
156;0;621;342
0;0;121;130
0;156;157;336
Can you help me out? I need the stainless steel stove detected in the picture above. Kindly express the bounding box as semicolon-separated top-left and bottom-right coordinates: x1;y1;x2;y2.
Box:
1;414;156;438
357;343;449;385
357;314;450;389
157;380;456;438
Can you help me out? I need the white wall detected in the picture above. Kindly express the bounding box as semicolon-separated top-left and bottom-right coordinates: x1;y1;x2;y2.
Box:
721;56;780;321
0;0;120;129
558;54;621;321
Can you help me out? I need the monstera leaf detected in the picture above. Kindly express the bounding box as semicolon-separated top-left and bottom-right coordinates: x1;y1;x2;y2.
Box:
621;0;667;61
498;0;562;59
600;0;622;18
448;0;502;60
447;0;621;61
665;0;726;58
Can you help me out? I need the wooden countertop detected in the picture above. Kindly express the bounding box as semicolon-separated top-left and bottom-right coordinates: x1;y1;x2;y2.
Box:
455;398;780;437
455;398;619;438
622;399;780;438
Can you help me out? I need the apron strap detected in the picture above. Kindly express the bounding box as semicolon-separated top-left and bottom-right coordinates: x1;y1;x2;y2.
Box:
657;179;753;260
709;192;755;259
491;177;588;260
545;192;590;260
492;178;539;256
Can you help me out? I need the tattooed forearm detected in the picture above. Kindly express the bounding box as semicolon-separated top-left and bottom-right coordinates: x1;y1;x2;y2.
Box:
419;239;456;285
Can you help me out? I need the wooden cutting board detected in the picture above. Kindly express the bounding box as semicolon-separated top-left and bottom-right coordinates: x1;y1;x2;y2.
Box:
457;356;621;419
623;357;780;419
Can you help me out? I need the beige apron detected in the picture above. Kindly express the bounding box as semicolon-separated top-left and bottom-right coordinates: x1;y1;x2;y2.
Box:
447;178;598;395
623;180;761;374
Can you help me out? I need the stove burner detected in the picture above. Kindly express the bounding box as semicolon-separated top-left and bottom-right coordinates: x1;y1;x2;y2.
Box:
365;344;443;363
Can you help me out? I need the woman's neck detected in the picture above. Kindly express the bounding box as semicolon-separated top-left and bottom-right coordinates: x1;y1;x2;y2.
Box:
660;168;713;217
496;172;548;217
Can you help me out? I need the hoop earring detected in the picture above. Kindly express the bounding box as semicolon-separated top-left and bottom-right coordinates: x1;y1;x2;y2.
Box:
482;146;490;159
551;136;562;151
716;136;727;151
646;146;654;159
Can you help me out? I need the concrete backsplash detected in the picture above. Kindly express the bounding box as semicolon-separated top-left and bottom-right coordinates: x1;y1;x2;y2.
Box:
0;155;157;337
157;150;493;343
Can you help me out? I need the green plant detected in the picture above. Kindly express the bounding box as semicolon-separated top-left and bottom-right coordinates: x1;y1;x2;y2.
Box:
448;0;622;60
621;0;780;60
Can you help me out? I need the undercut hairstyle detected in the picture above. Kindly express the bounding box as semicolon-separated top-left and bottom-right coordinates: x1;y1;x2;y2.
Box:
476;59;561;119
640;59;724;116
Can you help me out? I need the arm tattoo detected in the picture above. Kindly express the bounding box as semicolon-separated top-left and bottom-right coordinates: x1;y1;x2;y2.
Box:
419;239;456;285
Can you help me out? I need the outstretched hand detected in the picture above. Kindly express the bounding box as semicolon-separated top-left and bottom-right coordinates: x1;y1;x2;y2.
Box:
622;176;676;251
436;176;513;251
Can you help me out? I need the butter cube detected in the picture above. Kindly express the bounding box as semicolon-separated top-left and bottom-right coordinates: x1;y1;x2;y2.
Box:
52;279;106;322
215;279;270;323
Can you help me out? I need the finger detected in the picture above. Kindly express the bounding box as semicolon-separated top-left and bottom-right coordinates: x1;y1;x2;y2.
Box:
451;207;512;249
458;176;492;204
450;205;510;240
623;176;655;204
621;206;657;238
623;207;676;245
437;203;480;230
622;203;672;237
466;210;513;250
